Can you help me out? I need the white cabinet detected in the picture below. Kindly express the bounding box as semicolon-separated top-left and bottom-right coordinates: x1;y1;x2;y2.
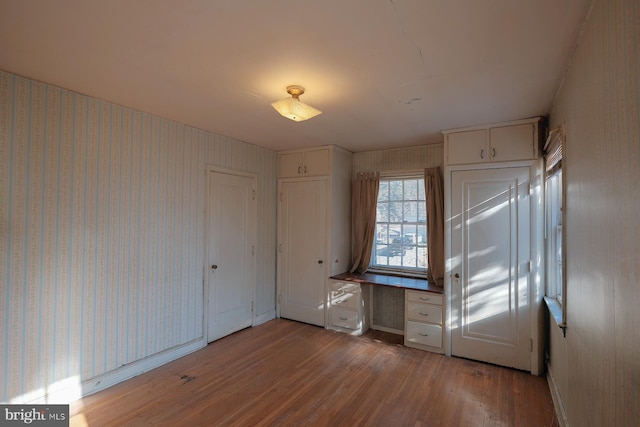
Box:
443;118;541;165
404;290;444;353
279;147;330;177
328;281;369;335
277;146;352;327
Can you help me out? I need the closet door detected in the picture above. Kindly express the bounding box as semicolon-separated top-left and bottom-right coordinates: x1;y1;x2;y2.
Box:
207;171;256;342
278;179;327;326
450;167;531;371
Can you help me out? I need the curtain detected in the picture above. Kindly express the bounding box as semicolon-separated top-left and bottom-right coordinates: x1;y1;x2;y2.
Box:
425;167;445;286
350;172;380;274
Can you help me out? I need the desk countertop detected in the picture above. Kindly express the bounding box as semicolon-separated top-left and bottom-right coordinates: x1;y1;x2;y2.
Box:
330;272;444;294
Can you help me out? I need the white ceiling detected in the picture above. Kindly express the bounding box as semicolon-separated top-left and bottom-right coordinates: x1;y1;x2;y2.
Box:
0;0;592;153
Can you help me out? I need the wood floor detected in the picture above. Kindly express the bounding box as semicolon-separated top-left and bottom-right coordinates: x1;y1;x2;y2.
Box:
70;319;557;426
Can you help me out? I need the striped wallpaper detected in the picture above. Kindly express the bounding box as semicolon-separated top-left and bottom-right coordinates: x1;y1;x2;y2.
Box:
353;144;443;175
546;0;639;425
0;71;278;403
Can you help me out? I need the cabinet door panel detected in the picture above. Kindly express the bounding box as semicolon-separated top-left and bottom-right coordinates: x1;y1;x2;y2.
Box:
490;123;535;161
303;148;330;176
279;152;303;177
446;130;487;165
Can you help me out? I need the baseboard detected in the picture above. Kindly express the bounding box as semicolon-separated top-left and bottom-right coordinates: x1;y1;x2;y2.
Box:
254;310;276;326
546;366;569;427
47;338;206;404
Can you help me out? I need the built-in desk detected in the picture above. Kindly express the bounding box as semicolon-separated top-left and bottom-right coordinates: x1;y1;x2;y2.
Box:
330;272;443;293
329;272;446;354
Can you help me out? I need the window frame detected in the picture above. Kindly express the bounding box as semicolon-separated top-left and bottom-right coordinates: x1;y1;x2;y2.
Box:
543;129;567;335
369;173;428;277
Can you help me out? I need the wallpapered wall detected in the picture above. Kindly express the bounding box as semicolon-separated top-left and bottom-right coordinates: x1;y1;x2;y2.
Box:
0;71;278;403
547;0;639;425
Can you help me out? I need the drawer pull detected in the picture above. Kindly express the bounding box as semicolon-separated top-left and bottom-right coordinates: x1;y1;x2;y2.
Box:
419;297;431;301
420;312;429;316
340;316;348;321
419;332;429;336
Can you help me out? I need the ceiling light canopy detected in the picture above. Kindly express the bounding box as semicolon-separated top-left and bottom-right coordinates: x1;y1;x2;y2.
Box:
271;85;322;122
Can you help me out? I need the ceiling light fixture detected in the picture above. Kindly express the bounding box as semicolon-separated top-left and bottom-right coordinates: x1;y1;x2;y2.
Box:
271;85;322;122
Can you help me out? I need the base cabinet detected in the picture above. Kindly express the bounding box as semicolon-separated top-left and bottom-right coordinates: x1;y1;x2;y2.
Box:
404;290;444;353
327;281;369;335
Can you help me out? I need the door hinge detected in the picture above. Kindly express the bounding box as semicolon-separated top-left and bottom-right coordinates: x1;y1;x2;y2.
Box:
279;192;283;202
252;189;256;201
530;339;534;352
527;260;532;273
252;245;255;256
251;301;254;313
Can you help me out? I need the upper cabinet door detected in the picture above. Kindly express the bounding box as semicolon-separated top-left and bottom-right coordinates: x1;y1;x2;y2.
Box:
302;148;330;176
444;118;540;166
278;147;331;177
446;129;488;165
279;152;304;177
490;123;536;162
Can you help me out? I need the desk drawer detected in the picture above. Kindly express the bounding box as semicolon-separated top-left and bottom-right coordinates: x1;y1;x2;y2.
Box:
406;302;443;324
330;282;361;309
406;290;443;306
331;307;359;330
406;321;442;348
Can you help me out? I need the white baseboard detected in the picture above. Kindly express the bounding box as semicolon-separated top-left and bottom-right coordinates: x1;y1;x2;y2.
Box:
254;310;276;326
546;366;569;427
66;338;204;404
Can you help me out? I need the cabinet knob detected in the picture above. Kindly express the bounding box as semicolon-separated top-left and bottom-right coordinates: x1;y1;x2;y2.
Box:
211;264;218;270
317;260;324;264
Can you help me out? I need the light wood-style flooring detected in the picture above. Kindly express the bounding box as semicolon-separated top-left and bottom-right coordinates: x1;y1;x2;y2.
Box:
70;319;557;426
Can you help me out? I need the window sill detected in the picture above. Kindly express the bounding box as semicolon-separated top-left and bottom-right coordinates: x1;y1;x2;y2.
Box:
544;296;566;337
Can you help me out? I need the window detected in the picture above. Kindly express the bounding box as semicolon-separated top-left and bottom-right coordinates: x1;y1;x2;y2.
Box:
546;169;563;303
371;176;427;275
543;128;566;333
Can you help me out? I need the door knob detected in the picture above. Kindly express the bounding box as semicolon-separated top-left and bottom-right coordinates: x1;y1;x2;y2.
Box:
454;273;460;278
317;260;324;264
211;264;218;270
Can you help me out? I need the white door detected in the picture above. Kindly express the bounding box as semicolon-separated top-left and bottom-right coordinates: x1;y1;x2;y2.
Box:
207;171;256;342
278;179;327;326
450;167;531;370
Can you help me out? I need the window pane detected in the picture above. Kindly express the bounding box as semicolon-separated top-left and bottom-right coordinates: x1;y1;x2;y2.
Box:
389;201;403;222
390;181;403;200
376;202;388;222
378;181;389;201
418;202;426;223
417;224;427;245
403;201;418;222
404;180;418;200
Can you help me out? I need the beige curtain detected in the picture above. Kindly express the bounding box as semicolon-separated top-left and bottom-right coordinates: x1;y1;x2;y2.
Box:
425;167;445;286
350;172;380;274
